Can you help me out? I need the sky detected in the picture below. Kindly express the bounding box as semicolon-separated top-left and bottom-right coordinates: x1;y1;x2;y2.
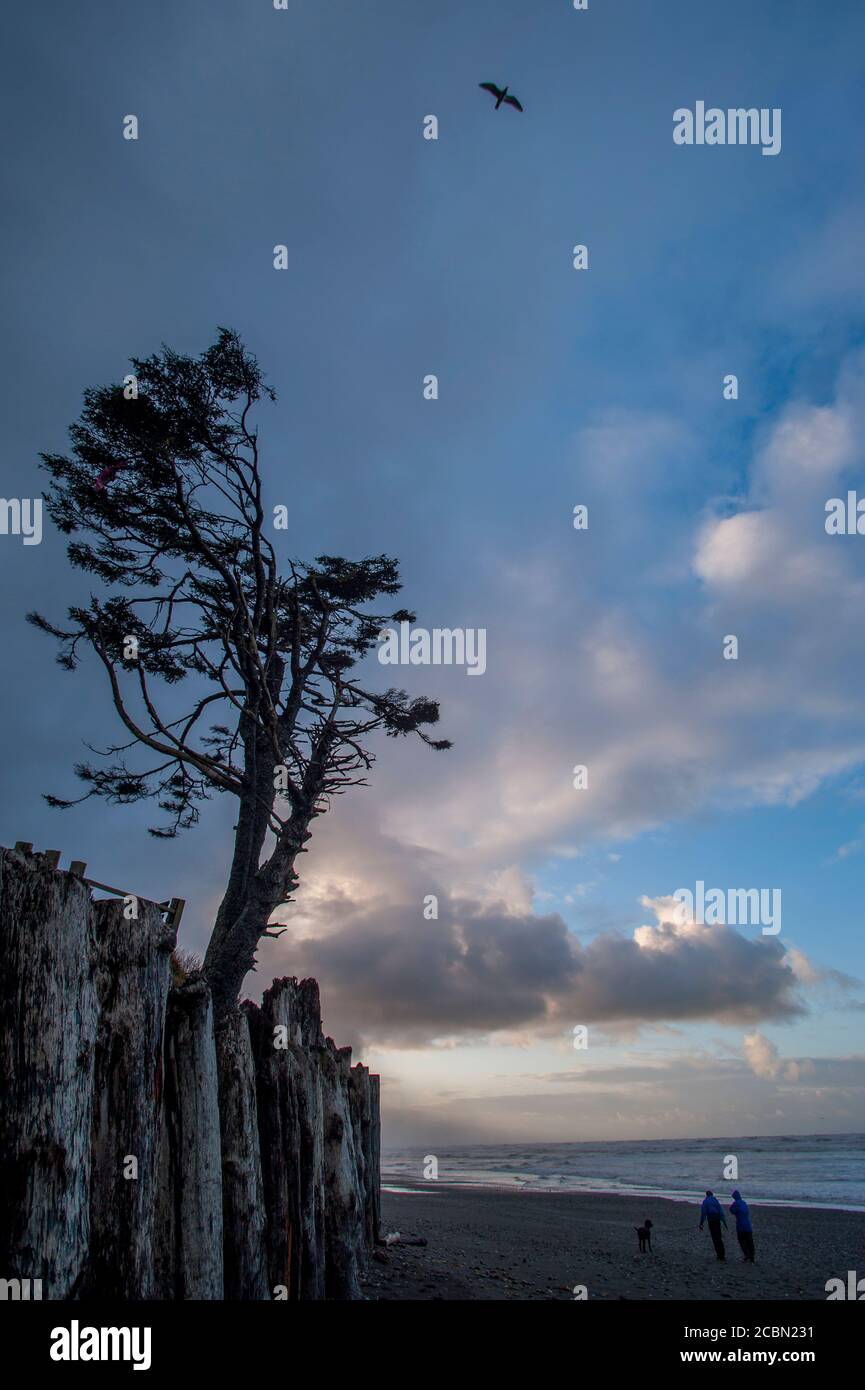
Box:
2;0;865;1148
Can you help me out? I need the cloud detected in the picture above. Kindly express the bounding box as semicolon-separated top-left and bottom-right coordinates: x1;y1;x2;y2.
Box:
295;357;865;908
694;380;865;608
269;877;808;1050
743;1031;792;1081
235;356;865;1144
742;1031;865;1091
830;829;865;863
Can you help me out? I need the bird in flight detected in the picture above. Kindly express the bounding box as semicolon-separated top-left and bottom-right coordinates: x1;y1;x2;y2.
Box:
479;82;523;112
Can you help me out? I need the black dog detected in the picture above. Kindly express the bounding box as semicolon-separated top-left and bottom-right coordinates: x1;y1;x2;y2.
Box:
635;1219;653;1253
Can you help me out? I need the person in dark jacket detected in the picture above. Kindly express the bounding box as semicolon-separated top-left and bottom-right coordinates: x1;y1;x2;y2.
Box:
698;1190;728;1261
729;1189;755;1263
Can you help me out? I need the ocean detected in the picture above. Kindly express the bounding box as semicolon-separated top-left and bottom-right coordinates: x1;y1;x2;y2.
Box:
382;1133;865;1210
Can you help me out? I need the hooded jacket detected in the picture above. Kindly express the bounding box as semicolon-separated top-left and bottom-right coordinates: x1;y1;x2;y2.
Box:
700;1194;727;1225
729;1191;752;1232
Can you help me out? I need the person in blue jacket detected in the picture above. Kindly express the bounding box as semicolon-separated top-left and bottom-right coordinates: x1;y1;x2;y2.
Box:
698;1190;728;1261
729;1189;755;1263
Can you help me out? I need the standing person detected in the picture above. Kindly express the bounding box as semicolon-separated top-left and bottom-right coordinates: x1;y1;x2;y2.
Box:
698;1189;728;1261
729;1189;756;1263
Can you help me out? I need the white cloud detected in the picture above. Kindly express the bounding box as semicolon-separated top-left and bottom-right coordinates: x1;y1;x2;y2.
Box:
743;1030;787;1081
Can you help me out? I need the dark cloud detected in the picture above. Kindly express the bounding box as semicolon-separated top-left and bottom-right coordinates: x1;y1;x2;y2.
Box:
280;893;806;1049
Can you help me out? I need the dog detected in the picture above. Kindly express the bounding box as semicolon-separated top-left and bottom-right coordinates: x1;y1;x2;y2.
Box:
634;1219;653;1253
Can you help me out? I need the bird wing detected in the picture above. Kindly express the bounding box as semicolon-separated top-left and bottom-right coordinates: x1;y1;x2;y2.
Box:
504;95;523;111
479;82;504;98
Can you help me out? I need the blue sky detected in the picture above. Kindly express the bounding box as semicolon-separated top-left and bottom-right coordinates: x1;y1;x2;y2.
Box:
2;0;865;1145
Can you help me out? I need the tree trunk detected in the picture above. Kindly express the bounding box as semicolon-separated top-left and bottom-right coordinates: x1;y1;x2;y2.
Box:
204;821;308;1021
203;714;277;1014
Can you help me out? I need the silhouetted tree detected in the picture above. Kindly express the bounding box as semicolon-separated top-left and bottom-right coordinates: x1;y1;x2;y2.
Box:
30;330;449;1017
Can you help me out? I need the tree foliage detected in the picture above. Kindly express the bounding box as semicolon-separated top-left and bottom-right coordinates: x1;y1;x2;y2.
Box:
31;330;450;1013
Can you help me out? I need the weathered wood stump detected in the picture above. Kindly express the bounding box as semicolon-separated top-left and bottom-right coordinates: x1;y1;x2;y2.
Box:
215;1010;268;1300
85;897;175;1299
246;978;326;1299
321;1044;364;1299
0;848;98;1298
155;978;224;1299
0;850;381;1301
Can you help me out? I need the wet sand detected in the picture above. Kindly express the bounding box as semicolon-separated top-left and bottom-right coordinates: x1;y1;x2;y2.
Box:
361;1183;865;1301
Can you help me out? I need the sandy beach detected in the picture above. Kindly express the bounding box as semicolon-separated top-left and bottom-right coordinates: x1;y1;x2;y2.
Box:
361;1184;865;1301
